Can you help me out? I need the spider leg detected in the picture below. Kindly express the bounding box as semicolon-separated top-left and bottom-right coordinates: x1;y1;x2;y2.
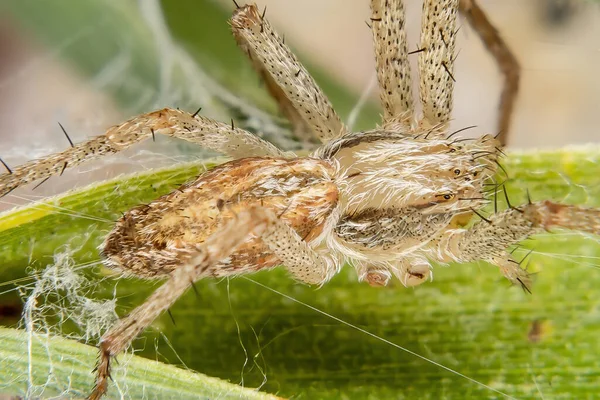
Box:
438;201;600;286
231;4;346;144
418;0;459;131
89;206;275;400
0;107;290;197
459;0;520;147
369;0;414;128
233;12;313;143
261;209;340;285
89;205;339;399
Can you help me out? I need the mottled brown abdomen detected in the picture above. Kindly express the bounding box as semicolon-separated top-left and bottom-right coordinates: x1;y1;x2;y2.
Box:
101;157;339;278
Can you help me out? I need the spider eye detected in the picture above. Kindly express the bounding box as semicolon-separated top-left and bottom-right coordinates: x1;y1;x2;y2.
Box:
453;168;461;175
449;148;456;153
473;171;479;177
436;193;455;201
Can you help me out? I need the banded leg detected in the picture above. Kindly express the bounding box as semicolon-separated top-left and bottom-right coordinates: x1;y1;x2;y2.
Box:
418;0;459;130
0;108;290;197
439;201;600;287
459;0;520;146
231;4;346;143
370;0;414;127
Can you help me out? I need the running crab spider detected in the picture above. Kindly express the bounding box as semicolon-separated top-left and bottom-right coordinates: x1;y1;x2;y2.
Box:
0;1;599;399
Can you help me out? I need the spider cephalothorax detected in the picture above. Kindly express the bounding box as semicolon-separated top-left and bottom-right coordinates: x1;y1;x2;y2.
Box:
320;128;501;286
0;1;599;399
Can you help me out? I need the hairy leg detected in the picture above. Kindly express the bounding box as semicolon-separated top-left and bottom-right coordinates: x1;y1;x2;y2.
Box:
233;8;314;143
231;4;346;143
459;0;520;146
369;0;414;128
418;0;459;130
438;201;600;287
0;107;290;197
262;215;340;285
89;205;339;398
89;206;276;399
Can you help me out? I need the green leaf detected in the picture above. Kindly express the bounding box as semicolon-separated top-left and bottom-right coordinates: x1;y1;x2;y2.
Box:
1;148;599;399
0;326;281;399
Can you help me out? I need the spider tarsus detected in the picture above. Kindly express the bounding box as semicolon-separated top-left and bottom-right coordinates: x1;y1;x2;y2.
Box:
89;346;111;400
58;122;75;148
0;157;12;174
191;107;202;118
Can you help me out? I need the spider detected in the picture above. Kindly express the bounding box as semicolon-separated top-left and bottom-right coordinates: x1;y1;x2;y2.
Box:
0;1;599;399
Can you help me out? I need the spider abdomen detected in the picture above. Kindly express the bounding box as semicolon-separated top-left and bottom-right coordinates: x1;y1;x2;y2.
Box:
101;157;339;278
